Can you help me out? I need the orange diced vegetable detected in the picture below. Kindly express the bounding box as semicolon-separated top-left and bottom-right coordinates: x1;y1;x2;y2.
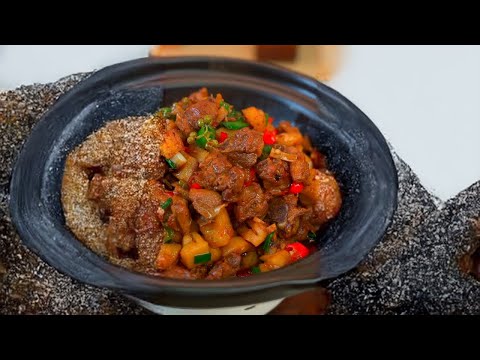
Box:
156;243;182;270
242;107;268;132
241;251;259;269
174;151;198;182
222;236;254;257
180;232;210;269
260;250;292;268
200;207;234;247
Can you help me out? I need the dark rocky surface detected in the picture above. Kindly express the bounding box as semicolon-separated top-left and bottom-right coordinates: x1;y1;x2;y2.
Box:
1;73;479;314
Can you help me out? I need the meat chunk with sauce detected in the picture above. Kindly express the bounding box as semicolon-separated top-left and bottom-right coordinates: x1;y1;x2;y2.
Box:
219;128;263;168
189;188;223;220
176;98;218;136
256;157;291;193
206;253;242;280
287;147;311;184
193;151;247;201
299;170;342;226
267;194;310;239
234;183;268;223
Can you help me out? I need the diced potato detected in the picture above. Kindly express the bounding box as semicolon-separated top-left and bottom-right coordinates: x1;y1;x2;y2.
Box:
200;207;234;247
215;93;224;106
260;250;292;268
188;146;210;163
180;232;210;269
174;152;198;182
182;234;193;246
156;243;182;270
222;236;254;257
242;106;267;132
210;247;222;262
241;251;258;269
238;217;277;247
276;132;303;147
259;263;277;273
160;129;185;159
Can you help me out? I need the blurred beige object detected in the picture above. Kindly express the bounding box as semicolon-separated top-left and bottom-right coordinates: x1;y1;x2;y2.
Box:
149;45;256;60
149;45;343;82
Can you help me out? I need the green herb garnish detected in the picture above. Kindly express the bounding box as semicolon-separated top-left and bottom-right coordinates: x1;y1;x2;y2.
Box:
164;225;174;243
194;252;212;265
307;231;317;241
260;145;272;160
165;158;177;169
263;232;275;251
195;125;216;149
161;198;172;210
223;120;249;130
251;266;261;274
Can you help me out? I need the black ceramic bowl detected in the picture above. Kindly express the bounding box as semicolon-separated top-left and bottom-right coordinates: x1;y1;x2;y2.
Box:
10;57;397;308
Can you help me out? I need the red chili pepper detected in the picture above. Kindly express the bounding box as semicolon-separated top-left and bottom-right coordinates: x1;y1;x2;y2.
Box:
268;117;274;124
183;146;190;154
244;168;256;187
263;130;276;145
286;242;310;262
218;131;228;143
289;182;304;194
236;269;252;277
190;183;202;189
165;191;175;197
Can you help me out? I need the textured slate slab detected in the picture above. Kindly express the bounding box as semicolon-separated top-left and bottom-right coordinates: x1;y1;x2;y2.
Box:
1;73;478;314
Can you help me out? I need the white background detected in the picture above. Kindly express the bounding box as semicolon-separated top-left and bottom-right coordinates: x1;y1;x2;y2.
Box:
1;45;479;201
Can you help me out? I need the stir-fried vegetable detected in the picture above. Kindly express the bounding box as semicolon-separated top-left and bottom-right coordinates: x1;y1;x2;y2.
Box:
262;232;275;252
263;129;277;145
308;231;317;241
289;182;304;194
286;242;310;262
223;120;250;130
195;124;217;149
165;158;176;169
163;225;175;243
161;198;172;210
194;252;212;265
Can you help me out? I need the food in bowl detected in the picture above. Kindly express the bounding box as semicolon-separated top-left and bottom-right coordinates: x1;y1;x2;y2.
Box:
61;88;342;280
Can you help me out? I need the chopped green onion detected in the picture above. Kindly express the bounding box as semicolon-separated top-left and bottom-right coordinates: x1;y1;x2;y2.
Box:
308;231;317;241
159;107;172;117
164;225;174;243
228;110;245;121
260;145;272;160
194;252;211;265
203;115;212;124
263;232;275;251
251;266;261;274
165;158;177;169
265;112;270;125
220;100;231;111
178;180;189;189
223;120;249;130
161;198;172;210
170;152;187;168
196;125;216;149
